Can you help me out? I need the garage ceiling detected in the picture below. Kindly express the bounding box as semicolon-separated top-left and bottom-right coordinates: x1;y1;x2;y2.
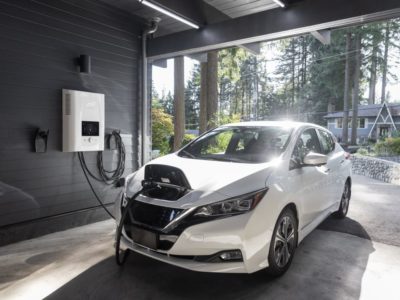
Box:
204;0;278;18
97;0;183;36
97;0;400;59
98;0;298;36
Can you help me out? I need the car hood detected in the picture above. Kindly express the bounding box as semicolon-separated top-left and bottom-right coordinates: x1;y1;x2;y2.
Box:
126;153;281;206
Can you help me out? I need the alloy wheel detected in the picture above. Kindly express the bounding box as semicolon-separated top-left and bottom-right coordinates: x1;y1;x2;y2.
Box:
341;184;350;215
273;216;296;268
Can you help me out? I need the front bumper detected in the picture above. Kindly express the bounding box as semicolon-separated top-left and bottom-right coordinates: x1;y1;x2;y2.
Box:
120;210;273;273
121;235;247;273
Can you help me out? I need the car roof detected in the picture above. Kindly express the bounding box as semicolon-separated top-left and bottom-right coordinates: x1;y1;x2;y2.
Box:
221;121;326;131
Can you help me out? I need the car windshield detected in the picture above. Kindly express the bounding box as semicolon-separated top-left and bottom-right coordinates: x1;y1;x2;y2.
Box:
178;126;293;163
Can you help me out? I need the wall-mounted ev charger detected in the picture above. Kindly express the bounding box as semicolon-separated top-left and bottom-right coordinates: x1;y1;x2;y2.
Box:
62;89;125;222
62;89;105;152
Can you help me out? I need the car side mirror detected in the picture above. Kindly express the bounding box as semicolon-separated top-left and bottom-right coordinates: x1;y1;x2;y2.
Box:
303;153;328;167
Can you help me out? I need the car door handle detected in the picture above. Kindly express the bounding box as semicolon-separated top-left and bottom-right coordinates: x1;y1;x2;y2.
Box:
340;160;345;164
324;168;331;173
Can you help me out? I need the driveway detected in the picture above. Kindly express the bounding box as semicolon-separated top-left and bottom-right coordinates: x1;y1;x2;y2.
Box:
0;175;400;300
318;174;400;246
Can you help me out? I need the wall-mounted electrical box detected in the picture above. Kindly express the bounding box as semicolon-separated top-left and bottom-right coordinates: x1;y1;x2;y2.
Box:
62;89;105;152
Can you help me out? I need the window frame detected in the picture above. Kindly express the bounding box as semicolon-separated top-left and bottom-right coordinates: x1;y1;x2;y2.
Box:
317;128;336;155
290;127;323;170
358;118;367;129
336;118;343;129
341;117;368;129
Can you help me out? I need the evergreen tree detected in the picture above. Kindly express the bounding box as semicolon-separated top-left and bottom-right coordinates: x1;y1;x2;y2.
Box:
185;64;201;130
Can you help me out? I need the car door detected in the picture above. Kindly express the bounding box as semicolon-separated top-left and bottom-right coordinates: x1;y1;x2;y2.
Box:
317;129;344;209
288;128;330;229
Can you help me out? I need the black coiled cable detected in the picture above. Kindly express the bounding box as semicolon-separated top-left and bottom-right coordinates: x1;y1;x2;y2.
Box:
98;131;125;184
78;130;126;185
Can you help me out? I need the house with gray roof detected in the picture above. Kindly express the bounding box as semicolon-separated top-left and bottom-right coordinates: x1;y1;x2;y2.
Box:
324;102;400;143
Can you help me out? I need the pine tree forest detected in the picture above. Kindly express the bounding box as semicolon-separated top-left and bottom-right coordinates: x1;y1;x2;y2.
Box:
152;18;400;151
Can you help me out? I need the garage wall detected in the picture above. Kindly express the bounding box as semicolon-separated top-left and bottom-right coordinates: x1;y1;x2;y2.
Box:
0;0;144;245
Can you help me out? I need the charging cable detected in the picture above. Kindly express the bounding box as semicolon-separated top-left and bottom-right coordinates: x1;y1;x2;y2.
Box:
78;152;116;219
77;130;126;219
115;180;157;265
78;131;126;185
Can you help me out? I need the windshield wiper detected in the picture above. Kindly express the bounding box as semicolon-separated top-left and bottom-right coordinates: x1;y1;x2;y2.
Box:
180;149;197;159
200;156;236;162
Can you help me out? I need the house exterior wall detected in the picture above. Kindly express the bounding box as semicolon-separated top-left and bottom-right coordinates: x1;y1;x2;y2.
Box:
327;117;376;142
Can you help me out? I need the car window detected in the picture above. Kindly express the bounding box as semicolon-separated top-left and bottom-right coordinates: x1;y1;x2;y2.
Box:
318;129;335;154
291;128;321;165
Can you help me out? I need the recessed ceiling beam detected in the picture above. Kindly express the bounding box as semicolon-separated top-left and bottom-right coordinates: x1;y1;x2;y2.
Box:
152;59;168;68
311;29;331;45
239;42;261;55
187;53;208;63
147;0;400;60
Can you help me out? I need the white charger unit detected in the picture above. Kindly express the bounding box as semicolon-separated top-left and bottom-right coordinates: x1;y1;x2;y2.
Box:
62;89;105;152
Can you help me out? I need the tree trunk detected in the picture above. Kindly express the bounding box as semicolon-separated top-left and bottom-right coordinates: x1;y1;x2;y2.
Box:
351;31;362;145
173;56;185;151
291;40;296;111
342;32;352;144
368;32;378;105
302;36;307;87
241;83;245;117
254;57;259;120
199;62;208;134
206;51;218;129
381;21;390;103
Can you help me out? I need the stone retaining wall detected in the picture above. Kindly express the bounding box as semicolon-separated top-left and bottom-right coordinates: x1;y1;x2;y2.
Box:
376;156;400;163
351;155;400;185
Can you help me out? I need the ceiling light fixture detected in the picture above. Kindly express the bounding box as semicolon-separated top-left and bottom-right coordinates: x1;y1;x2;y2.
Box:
139;0;199;29
273;0;286;8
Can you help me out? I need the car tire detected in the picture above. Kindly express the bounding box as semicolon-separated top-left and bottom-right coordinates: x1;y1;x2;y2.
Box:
333;181;351;219
266;207;298;277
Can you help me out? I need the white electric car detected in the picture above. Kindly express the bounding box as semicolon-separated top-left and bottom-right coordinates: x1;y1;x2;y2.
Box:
117;121;351;276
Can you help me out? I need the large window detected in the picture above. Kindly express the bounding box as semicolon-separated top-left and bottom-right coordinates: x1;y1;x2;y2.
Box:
336;118;366;129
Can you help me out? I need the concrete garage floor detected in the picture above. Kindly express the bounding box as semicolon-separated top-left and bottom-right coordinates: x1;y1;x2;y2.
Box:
1;175;400;300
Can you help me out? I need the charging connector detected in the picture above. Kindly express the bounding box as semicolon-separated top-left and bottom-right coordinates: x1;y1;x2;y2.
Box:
115;182;156;266
107;132;118;150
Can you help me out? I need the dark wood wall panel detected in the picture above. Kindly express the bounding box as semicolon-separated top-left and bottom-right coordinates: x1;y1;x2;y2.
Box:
0;0;143;241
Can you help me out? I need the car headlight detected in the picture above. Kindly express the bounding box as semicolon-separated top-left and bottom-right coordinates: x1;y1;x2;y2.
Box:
193;188;268;217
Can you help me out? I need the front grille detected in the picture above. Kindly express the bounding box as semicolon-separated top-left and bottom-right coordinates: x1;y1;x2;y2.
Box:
126;200;183;230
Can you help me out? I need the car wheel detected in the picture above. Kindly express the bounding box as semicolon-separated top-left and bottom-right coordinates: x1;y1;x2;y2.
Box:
267;208;298;277
333;181;351;219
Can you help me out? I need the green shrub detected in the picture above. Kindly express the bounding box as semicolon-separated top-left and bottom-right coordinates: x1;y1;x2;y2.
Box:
392;130;400;138
356;148;369;156
152;108;173;155
209;113;241;128
182;134;196;146
374;137;400;156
